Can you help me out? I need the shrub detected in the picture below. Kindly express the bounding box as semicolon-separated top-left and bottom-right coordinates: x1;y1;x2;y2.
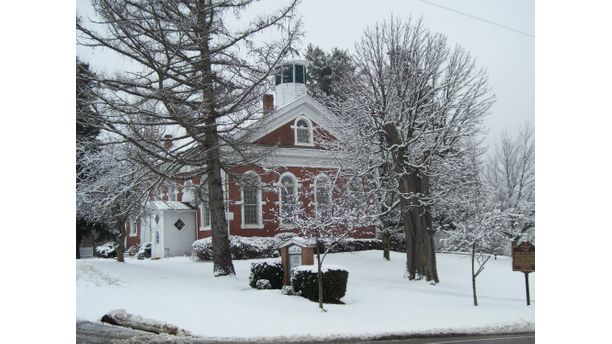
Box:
126;244;140;257
249;261;283;289
255;279;272;290
192;236;280;261
137;242;151;259
322;238;383;253
192;236;389;261
96;242;118;258
291;265;348;303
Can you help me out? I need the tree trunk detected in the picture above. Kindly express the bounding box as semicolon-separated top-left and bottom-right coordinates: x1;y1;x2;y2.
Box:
116;219;126;263
471;243;478;306
76;237;81;259
383;123;438;282
206;151;235;276
198;1;235;276
316;245;324;311
382;229;390;261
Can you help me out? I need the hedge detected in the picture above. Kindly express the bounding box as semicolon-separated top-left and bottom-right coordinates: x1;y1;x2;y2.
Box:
249;261;283;289
291;265;348;303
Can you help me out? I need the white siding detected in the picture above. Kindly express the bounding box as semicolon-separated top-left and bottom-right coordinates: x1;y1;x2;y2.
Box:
163;210;196;257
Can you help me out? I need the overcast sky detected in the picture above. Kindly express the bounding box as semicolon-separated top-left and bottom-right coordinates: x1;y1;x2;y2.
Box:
76;0;534;153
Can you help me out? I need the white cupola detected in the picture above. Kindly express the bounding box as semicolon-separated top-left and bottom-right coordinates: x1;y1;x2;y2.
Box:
274;59;307;108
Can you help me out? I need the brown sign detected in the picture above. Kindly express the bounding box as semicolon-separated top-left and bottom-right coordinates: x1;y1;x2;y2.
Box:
512;242;535;272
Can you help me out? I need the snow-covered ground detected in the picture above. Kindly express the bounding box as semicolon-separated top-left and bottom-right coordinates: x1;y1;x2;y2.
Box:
76;251;534;340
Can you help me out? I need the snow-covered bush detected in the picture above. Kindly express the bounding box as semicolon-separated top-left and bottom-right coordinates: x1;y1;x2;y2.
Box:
322;238;383;253
255;279;272;290
137;242;151;260
281;285;296;295
192;236;280;261
96;242;118;258
249;261;283;289
291;265;349;303
126;244;140;257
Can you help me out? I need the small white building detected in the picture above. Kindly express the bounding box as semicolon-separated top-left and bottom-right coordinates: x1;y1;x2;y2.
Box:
141;201;197;259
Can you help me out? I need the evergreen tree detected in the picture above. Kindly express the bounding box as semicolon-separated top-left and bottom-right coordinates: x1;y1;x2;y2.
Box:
76;58;109;258
304;44;354;105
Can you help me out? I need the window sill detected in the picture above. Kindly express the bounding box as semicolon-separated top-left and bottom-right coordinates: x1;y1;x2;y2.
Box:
294;142;315;147
241;224;263;229
199;226;211;231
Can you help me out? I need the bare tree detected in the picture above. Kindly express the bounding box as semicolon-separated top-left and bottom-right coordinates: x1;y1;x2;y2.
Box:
278;168;372;311
77;0;302;276
77;142;162;262
485;123;535;245
332;17;493;282
437;147;503;306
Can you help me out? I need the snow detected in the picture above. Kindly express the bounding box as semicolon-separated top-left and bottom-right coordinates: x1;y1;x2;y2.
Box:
76;251;534;340
293;264;346;273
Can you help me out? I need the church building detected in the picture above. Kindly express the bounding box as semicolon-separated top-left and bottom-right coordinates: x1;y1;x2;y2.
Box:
125;60;375;259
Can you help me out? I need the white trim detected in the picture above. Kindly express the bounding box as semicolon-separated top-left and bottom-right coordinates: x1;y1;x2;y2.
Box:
128;218;138;237
244;96;341;143
240;171;263;229
258;147;342;168
199;203;211;231
292;116;315;146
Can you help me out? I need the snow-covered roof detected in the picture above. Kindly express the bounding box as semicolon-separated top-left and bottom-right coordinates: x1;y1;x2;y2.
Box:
279;237;315;248
148;201;195;211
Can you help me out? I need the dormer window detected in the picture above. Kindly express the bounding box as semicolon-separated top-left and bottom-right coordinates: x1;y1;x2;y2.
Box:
293;117;313;146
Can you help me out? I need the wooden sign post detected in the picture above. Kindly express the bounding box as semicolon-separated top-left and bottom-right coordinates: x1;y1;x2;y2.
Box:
512;242;535;306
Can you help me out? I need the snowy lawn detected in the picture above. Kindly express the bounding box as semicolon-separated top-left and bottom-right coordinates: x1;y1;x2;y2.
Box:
76;250;534;340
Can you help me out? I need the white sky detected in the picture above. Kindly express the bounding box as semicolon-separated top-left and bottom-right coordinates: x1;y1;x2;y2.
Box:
76;0;534;153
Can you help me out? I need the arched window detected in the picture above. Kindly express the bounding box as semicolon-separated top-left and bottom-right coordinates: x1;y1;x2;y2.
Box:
241;172;262;228
315;174;331;219
279;173;298;225
293;117;313;146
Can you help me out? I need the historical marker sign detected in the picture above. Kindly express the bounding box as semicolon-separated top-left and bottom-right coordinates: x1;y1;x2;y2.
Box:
512;242;535;272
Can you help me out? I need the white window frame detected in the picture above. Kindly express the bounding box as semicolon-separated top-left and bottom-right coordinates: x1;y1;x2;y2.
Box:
240;171;263;229
291;116;314;146
128;218;138;237
278;172;298;227
314;174;331;219
199;203;211;231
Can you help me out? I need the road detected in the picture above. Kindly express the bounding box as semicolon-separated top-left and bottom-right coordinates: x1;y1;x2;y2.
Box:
76;321;534;344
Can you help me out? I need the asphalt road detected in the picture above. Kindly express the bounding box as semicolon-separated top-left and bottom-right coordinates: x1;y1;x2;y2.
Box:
76;321;534;344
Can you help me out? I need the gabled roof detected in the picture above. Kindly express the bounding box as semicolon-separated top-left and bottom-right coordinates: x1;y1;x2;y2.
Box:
279;237;315;248
148;201;196;211
245;95;340;144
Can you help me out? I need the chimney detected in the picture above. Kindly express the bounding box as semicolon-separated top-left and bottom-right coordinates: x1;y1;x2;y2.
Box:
163;134;173;150
263;94;274;114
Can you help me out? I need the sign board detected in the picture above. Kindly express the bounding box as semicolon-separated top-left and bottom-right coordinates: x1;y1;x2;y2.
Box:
512;242;535;272
288;245;302;254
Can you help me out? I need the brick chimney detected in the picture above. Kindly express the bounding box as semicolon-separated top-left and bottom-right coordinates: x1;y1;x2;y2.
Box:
263;94;274;114
163;134;173;150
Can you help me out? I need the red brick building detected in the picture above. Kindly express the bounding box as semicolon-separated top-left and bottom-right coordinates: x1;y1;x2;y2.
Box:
127;60;375;258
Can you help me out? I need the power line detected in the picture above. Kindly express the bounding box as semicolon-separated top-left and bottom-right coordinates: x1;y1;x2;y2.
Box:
416;0;534;38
